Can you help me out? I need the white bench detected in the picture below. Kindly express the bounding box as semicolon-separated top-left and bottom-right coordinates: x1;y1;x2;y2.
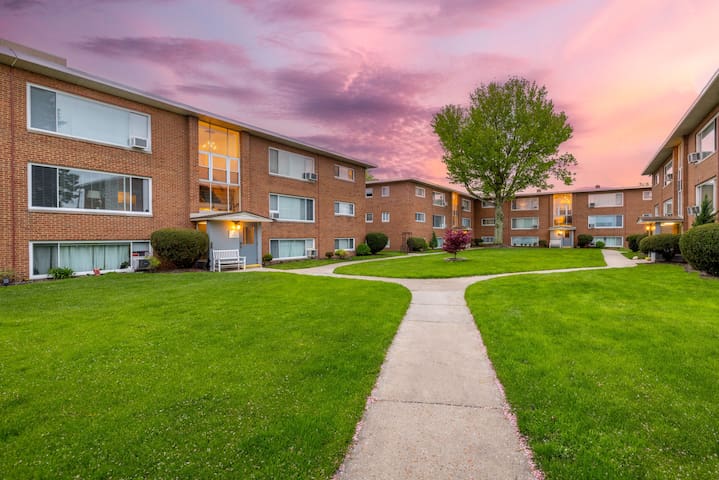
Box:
211;249;246;272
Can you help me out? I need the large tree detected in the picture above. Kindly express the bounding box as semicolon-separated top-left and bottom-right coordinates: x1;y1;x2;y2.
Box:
432;77;576;244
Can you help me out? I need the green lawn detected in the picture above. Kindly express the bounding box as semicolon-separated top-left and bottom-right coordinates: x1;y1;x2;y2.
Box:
0;272;410;479
334;248;605;278
266;251;405;270
466;264;719;479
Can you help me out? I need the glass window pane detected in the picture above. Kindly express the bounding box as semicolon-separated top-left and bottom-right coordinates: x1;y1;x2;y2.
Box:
32;244;58;275
199;122;211;151
129;113;148;140
199;184;211;211
229;186;240;211
210;125;228;155
131;177;149;212
228;130;239;158
199;153;210;181
212;155;227;183
57;93;130;146
229;159;239;184
31;165;57;207
211;185;228;211
30;87;56;131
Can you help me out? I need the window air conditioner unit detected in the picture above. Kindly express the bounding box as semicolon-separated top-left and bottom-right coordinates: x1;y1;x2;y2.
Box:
131;257;151;271
302;172;318;181
129;137;148;149
306;248;317;258
642;213;651;217
270;212;280;219
589;202;595;208
687;205;700;216
666;173;673;181
688;152;702;164
588;224;595;229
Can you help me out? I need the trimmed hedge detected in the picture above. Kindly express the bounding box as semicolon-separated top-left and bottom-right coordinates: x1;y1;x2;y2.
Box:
365;232;388;254
626;233;648;252
680;223;719;276
407;237;428;252
356;243;372;256
640;233;680;261
150;228;209;268
577;234;593;248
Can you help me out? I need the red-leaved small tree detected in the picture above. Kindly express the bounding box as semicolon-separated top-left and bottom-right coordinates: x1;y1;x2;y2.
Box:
442;229;472;259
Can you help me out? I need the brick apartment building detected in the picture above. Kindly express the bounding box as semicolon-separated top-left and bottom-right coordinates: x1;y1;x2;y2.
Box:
641;69;719;234
1;39;371;279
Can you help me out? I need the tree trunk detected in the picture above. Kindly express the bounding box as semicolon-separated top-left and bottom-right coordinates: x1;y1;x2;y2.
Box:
494;205;504;245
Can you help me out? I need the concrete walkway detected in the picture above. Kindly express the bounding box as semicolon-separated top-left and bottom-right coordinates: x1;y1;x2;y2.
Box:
265;249;639;479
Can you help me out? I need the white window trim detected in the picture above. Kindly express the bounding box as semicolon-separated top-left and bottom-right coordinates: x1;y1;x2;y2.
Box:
481;217;495;226
432;192;446;207
365;212;373;223
663;161;674;187
29;240;148;279
415;186;426;198
461;198;472;212
269;238;315;260
511;217;539;230
269;192;315;223
511;236;539;246
481;200;496;208
27;83;152;152
334;201;355;217
481;236;495;243
461;217;472;227
643;191;652;200
268;147;315;182
663;198;673;216
365;188;374;198
415;212;426;223
592;236;623;248
511;197;539;211
695;178;717;210
588;192;624;208
28;162;153;216
381;212;390;222
432;214;446;229
696;117;717;161
334;238;355;251
588;215;624;229
381;186;390;197
334;164;355;182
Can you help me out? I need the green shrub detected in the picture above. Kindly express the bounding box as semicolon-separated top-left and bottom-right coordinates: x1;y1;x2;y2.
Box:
538;239;548;248
262;253;273;264
680;223;719;276
577;234;593;248
335;249;348;259
595;240;606;249
429;231;439;249
407;237;428;252
0;269;16;283
356;243;372;256
472;238;483;247
146;256;161;271
639;236;651;255
47;267;74;279
365;232;388;254
150;228;209;268
325;251;334;259
626;233;648;252
641;233;681;261
693;197;716;226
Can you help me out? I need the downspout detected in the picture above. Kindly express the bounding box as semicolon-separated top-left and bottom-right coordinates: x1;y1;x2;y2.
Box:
8;48;18;276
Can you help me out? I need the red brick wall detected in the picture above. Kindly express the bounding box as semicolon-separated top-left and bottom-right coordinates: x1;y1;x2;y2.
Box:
0;65;193;279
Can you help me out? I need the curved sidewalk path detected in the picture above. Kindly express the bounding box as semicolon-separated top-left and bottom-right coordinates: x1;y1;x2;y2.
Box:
271;250;638;479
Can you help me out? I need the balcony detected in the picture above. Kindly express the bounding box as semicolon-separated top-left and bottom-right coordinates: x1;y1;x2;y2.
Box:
553;215;573;226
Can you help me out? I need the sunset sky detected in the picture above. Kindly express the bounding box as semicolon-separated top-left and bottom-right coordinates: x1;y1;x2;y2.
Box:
2;0;718;190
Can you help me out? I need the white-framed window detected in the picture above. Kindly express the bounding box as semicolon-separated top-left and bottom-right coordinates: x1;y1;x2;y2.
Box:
592;236;623;248
654;204;659;216
365;188;374;198
677;195;683;217
415;186;426;197
269;147;314;181
432;214;446;229
28;84;151;150
29;163;151;214
511;217;539;229
643;190;652;200
381;186;390;197
269;193;314;222
512;197;539;210
663;161;674;186
663;199;673;216
588;215;623;228
334;201;355;216
481;199;495;208
437;237;444;248
381;211;390;222
365;212;373;223
653;173;659;186
30;240;149;278
270;238;315;260
696;178;716;210
588;192;623;207
677;167;683;193
386;238;391;248
199;122;241;212
432;191;446;206
511;236;539;247
481;217;495;226
481;236;495;243
461;217;471;228
461;198;472;212
334;238;355;251
415;212;426;223
334;165;355;181
696;118;716;160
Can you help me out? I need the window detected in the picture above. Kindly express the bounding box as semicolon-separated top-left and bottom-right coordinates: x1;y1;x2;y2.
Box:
461;198;471;212
461;217;471;228
663;161;674;186
381;211;390;222
415;186;426;197
365;212;373;223
653;173;659;186
30;164;151;214
269;147;314;180
677;167;683;193
663;199;673;216
511;236;539;247
365;188;374;198
432;192;446;206
511;217;539;229
592;236;622;247
334;238;355;251
415;212;426;223
381;186;390;197
432;215;446;229
31;241;148;278
512;197;539;210
334;165;355;181
481;236;495;243
654;204;659;216
697;118;716;160
643;191;652;200
696;179;716;210
28;85;151;150
677;195;682;218
269;194;314;221
481;217;495;226
588;192;623;207
588;215;623;228
199;122;240;212
270;238;315;259
334;201;355;216
481;199;495;208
